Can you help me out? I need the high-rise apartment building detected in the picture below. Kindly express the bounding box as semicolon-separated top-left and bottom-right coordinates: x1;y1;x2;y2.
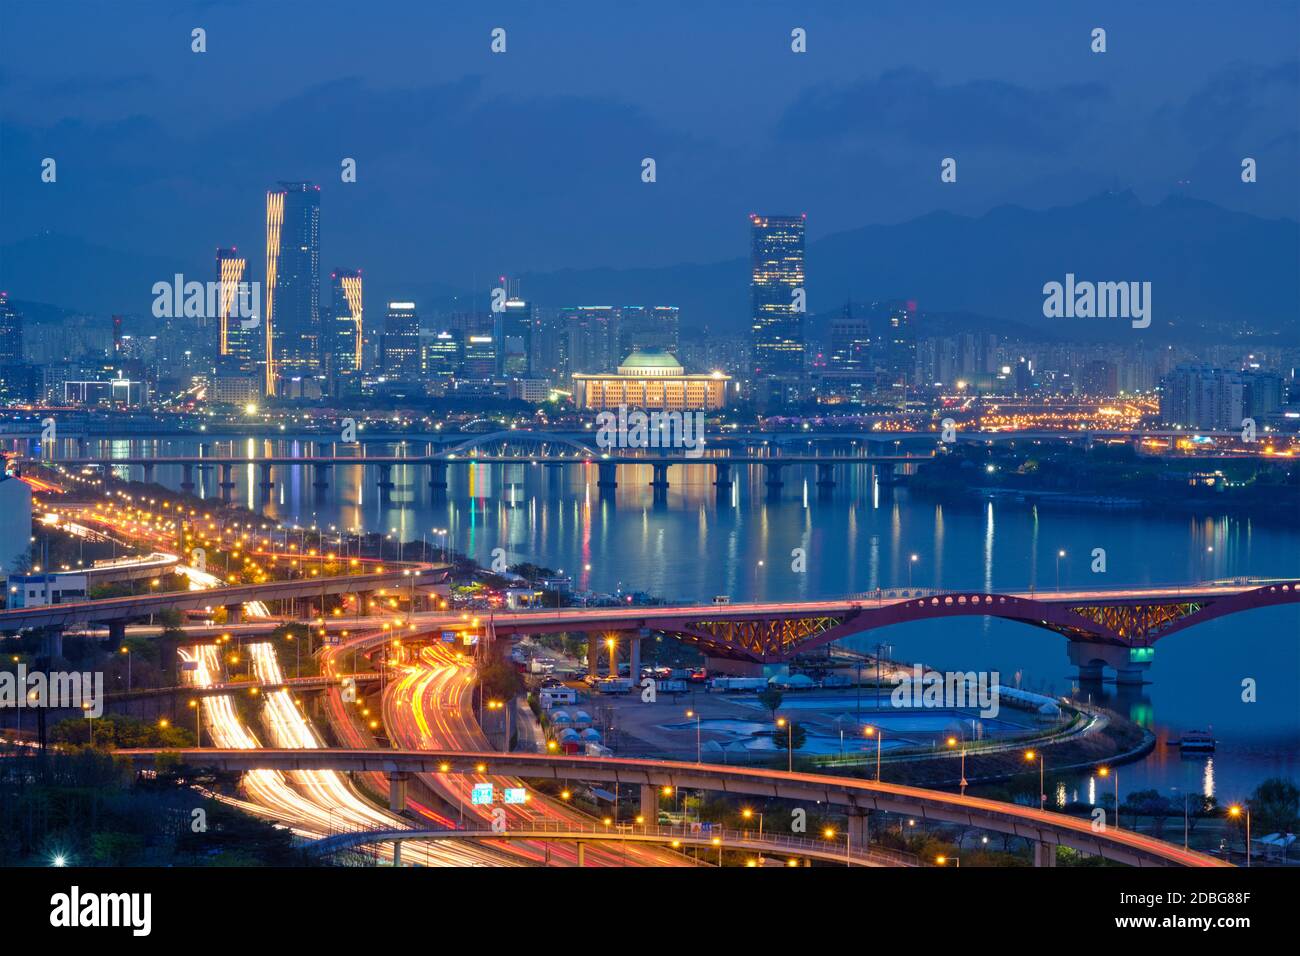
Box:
0;292;22;365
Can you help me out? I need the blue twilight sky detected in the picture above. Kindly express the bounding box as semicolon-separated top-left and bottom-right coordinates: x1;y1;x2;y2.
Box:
1;0;1297;303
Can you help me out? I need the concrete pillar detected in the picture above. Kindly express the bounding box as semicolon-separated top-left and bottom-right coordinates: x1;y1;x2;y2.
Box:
650;463;670;489
378;463;395;501
180;463;195;493
629;630;643;682
107;620;126;649
764;462;784;491
713;461;733;489
312;463;330;490
597;461;617;490
428;461;448;491
225;604;243;625
876;461;896;486
142;462;155;484
587;639;599;677
816;462;835;488
41;628;63;661
388;771;409;813
577;842;586;867
392;840;402;867
219;463;236;502
1032;840;1057;867
640;784;658;824
847;810;869;853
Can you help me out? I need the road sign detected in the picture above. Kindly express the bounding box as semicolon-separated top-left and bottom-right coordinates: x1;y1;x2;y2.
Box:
340;677;356;702
441;630;457;643
503;787;526;805
471;783;494;806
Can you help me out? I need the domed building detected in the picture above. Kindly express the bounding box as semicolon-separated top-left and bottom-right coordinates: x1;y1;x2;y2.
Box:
572;348;730;410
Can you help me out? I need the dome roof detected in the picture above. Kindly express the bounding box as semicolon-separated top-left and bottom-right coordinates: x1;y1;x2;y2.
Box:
617;348;683;376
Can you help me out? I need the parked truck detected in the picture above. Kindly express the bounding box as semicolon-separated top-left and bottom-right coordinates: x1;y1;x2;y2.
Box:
709;676;770;692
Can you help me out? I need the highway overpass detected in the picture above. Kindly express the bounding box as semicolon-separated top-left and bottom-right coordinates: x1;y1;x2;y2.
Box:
118;747;1229;867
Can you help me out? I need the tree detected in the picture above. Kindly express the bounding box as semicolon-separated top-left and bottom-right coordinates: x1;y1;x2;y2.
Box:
757;686;783;720
772;721;807;752
479;658;524;703
1250;777;1300;853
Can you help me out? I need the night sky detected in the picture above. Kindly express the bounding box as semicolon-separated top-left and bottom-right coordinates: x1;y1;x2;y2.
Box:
2;0;1297;309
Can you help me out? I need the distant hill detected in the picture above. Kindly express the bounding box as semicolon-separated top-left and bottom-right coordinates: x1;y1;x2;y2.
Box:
4;192;1296;341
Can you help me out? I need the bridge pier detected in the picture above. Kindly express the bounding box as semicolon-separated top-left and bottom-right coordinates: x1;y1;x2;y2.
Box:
106;620;126;649
1067;642;1152;686
219;463;236;502
847;808;869;852
392;840;402;867
597;461;617;491
587;639;599;677
650;462;670;490
428;461;448;494
388;771;410;813
875;461;897;486
378;464;395;501
225;604;243;625
1032;840;1057;867
312;463;330;491
629;629;644;682
142;462;155;484
41;627;63;661
764;462;785;495
816;462;836;489
180;463;195;494
705;655;763;678
257;463;274;494
640;784;658;824
577;842;586;867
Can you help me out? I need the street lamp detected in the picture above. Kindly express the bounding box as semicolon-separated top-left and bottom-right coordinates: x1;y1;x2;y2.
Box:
935;854;960;867
188;699;201;746
1056;550;1066;591
864;725;883;782
686;709;701;763
946;733;968;796
1098;765;1119;828
605;636;617;677
1025;749;1045;810
909;553;919;589
776;717;793;773
1228;804;1251;867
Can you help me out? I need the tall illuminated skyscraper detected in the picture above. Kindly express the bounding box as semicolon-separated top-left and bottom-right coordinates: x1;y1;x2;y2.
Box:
215;247;254;372
264;181;321;394
329;268;364;383
381;301;421;381
0;292;22;365
495;278;532;377
749;213;806;406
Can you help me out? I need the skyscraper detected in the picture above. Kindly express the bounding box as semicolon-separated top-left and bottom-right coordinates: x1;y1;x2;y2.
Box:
264;181;321;394
749;213;806;406
215;248;254;372
0;292;22;365
496;280;533;377
329;268;364;384
381;301;421;381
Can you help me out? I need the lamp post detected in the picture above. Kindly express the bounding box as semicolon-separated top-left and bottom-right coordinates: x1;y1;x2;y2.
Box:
946;733;968;796
1098;765;1119;828
1025;749;1045;810
776;717;792;773
1056;549;1066;591
865;725;882;782
686;709;701;763
908;553;918;589
189;698;201;746
120;645;131;691
605;636;617;678
1229;804;1251;867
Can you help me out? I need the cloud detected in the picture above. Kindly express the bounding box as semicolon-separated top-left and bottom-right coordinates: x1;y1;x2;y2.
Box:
774;67;1112;153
